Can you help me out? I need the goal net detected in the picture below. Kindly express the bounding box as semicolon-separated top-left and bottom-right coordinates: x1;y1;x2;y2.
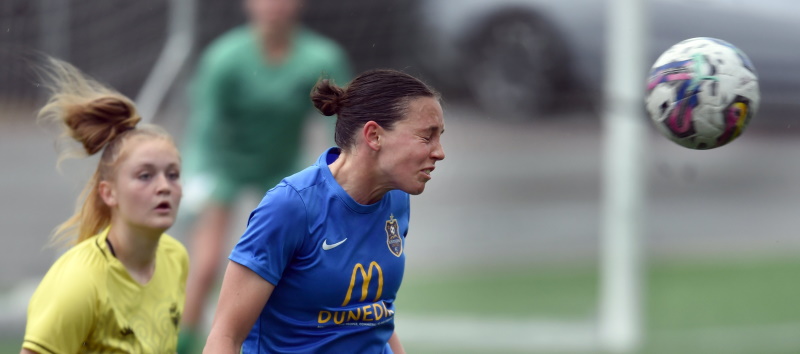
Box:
0;0;169;110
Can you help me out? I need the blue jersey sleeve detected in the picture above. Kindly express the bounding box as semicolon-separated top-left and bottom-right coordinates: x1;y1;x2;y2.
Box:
229;184;307;286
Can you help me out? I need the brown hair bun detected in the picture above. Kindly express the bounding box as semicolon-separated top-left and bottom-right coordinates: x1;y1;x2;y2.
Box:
311;78;345;116
64;96;141;155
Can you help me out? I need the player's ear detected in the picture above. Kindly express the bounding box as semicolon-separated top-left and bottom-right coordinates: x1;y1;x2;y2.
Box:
363;121;382;151
99;180;117;207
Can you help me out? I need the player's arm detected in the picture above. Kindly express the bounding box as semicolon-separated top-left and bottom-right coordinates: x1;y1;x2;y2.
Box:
388;331;406;354
203;261;275;354
20;348;37;354
205;185;304;352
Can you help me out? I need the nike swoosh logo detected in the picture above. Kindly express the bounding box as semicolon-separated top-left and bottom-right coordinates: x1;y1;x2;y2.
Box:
322;238;348;251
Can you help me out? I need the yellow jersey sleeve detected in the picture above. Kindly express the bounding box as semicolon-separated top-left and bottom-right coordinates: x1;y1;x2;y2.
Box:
23;253;101;353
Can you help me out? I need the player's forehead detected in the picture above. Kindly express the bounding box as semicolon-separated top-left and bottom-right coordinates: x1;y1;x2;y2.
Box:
116;137;179;170
399;97;444;132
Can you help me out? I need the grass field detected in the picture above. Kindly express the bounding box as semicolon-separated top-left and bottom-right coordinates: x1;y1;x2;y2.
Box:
397;255;800;353
2;255;798;353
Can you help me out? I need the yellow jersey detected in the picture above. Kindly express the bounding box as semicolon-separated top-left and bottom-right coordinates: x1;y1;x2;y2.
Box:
22;228;188;353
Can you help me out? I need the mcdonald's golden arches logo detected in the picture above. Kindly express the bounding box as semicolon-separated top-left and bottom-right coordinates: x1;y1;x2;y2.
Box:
317;261;392;325
342;261;383;306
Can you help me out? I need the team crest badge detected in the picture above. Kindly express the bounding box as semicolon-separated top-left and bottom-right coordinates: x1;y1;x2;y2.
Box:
385;214;403;257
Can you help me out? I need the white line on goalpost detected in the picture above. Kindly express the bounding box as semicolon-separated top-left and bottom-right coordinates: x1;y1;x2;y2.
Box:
599;0;647;352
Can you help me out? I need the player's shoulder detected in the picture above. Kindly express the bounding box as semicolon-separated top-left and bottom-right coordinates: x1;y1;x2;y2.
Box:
282;164;326;193
42;236;109;288
256;166;326;218
156;233;189;279
259;180;308;214
57;236;111;271
295;27;348;61
200;26;255;66
158;233;188;260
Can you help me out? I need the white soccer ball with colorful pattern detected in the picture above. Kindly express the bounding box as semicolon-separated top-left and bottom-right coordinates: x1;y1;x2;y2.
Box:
646;37;760;150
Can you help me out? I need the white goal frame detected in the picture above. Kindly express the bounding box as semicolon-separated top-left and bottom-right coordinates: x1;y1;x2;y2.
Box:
599;0;647;351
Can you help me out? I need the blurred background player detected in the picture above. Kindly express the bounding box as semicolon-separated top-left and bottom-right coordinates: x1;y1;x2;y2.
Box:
177;0;351;351
203;69;445;354
21;58;187;353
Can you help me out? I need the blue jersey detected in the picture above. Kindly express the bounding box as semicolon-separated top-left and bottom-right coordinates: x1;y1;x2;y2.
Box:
229;147;409;354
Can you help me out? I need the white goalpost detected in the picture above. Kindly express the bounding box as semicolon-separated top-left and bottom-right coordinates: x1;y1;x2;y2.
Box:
135;0;196;122
599;0;648;352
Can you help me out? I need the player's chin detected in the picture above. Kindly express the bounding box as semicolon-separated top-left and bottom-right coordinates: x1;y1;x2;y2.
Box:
147;216;176;233
403;181;429;195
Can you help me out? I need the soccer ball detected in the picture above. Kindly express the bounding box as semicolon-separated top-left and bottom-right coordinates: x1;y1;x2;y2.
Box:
645;37;760;150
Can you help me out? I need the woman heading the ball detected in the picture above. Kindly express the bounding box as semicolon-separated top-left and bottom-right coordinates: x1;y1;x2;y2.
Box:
20;58;188;353
203;69;446;353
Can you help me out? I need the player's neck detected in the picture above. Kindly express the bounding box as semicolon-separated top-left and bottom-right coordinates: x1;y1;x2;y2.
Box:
260;26;294;64
106;222;160;284
328;149;391;205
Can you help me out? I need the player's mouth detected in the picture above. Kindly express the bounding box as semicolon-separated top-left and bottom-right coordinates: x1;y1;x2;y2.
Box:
421;167;435;180
154;201;172;213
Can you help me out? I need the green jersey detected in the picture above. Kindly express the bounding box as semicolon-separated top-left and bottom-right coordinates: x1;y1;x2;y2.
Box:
183;25;351;202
